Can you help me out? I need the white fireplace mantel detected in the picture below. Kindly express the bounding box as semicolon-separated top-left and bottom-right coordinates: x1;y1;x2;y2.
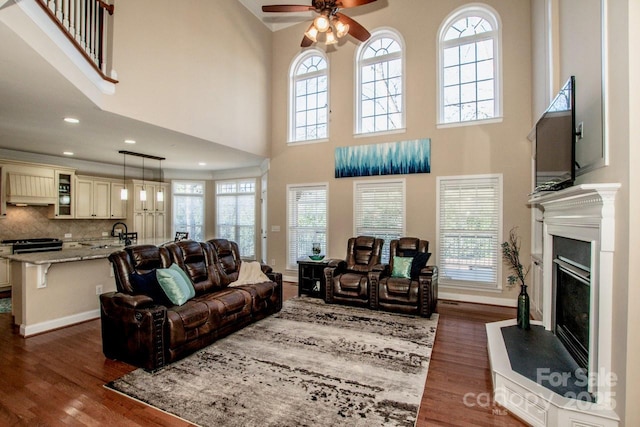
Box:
486;184;620;427
533;184;619;403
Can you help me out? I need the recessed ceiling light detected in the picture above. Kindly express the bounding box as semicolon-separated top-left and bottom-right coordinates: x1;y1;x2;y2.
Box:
63;151;74;156
198;162;206;166
63;117;80;124
124;139;136;144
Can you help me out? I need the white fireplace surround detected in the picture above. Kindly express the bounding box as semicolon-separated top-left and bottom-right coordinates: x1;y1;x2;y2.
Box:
487;184;620;426
538;183;619;404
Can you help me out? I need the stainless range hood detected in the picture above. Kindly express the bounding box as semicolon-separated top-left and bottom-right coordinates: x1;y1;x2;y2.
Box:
6;172;57;205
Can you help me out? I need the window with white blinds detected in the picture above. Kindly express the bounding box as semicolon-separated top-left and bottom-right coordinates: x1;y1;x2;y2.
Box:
354;179;405;263
172;181;205;241
216;179;256;259
287;184;328;270
436;174;502;289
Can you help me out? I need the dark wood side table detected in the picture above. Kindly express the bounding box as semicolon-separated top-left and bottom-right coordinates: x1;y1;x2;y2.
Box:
297;258;329;299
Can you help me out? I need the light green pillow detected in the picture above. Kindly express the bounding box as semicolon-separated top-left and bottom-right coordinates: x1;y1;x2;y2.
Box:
391;256;412;278
169;263;195;293
156;264;196;306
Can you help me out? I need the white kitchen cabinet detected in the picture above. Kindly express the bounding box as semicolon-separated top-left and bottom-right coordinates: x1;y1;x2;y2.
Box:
131;211;166;241
132;182;168;213
75;177;111;219
132;182;151;212
110;182;127;219
0;245;11;289
0;166;5;218
52;169;75;219
129;180;169;241
155;211;166;239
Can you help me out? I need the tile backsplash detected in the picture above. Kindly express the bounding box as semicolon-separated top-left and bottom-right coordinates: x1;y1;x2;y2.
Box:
0;205;124;241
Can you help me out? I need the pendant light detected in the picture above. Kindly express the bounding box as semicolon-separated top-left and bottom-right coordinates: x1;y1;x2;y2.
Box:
156;159;164;203
118;150;165;203
120;152;128;200
140;157;147;202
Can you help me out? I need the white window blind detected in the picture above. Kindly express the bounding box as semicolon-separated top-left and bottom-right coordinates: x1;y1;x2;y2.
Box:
216;179;256;258
287;184;328;270
437;174;502;289
354;179;405;263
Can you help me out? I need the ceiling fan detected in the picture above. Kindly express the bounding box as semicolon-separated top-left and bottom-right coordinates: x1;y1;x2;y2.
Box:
262;0;377;47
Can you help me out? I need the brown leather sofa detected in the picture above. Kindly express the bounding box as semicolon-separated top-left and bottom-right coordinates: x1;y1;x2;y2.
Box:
100;239;282;371
369;237;438;318
324;236;384;308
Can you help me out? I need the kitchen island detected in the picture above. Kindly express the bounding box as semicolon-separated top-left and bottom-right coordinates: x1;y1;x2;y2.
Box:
5;243;130;336
5;238;174;337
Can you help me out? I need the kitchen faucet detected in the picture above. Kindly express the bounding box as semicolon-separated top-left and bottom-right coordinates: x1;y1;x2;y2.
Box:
111;222;132;246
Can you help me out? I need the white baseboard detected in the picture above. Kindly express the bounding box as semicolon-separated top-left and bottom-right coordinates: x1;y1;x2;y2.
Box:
282;278;515;308
283;274;298;283
438;291;517;308
20;309;100;337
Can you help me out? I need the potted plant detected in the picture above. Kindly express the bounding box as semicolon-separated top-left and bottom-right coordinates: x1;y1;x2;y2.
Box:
501;227;531;329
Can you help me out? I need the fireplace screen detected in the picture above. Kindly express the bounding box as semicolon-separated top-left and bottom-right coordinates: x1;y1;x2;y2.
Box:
554;258;590;370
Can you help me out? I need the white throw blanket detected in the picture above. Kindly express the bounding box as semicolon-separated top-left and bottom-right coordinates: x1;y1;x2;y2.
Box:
229;261;270;287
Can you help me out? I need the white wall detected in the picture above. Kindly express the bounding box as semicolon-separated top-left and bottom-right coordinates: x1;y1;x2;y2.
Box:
267;0;533;305
531;0;637;422
101;0;273;158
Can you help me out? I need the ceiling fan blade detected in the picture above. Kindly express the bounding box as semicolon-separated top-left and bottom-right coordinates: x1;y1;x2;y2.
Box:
301;34;314;47
337;0;377;8
262;5;314;13
335;12;371;42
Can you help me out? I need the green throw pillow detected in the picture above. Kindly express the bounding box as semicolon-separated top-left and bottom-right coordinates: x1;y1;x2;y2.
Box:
391;256;413;278
169;263;195;292
156;264;196;306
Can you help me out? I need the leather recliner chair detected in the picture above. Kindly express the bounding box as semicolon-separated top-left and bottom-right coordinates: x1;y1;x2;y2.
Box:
369;237;438;318
324;236;384;308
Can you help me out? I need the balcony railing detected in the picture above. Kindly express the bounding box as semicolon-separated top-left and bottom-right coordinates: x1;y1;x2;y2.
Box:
36;0;117;83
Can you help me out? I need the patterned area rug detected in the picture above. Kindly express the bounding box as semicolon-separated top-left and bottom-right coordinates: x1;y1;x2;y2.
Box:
0;298;10;314
106;297;439;427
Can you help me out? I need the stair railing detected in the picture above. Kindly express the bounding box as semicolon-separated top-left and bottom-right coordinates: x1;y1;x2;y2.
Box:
36;0;117;83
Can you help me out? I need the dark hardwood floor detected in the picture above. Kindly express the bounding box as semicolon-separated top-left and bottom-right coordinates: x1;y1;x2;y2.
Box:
0;284;527;426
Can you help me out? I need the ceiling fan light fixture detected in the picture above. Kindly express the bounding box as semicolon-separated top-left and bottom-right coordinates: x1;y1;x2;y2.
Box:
325;27;338;45
334;20;349;38
304;24;319;42
313;14;330;32
262;0;375;47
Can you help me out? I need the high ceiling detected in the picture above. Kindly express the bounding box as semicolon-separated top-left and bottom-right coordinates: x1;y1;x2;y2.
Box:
238;0;315;31
0;0;383;174
0;1;289;175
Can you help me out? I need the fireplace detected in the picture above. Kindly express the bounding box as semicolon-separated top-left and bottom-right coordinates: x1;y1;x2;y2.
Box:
553;236;591;370
486;184;620;426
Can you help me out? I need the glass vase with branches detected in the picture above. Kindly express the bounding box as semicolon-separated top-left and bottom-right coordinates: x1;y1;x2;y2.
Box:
502;227;531;329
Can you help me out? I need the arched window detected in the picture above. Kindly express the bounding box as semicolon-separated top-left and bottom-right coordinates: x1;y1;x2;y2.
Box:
289;49;329;143
438;5;502;125
355;28;405;135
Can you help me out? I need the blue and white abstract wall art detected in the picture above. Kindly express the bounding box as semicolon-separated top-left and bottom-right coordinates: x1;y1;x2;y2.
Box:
334;138;431;178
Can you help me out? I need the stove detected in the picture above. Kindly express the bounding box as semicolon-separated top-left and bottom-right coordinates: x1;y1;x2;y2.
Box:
2;238;64;254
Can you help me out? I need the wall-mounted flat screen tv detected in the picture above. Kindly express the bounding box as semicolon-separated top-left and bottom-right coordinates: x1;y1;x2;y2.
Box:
534;76;576;193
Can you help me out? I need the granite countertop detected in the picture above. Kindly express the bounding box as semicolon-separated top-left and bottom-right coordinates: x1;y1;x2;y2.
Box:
2;238;174;265
3;245;124;265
